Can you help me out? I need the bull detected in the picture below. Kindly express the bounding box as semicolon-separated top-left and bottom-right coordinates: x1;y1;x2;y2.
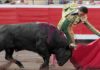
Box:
0;22;72;70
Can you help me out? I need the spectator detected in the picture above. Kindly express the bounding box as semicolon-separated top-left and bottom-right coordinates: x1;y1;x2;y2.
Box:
10;0;16;4
0;0;2;4
59;0;71;4
77;0;82;4
90;0;95;4
10;0;27;4
48;0;72;4
5;0;10;3
74;0;76;3
48;0;54;4
78;0;95;4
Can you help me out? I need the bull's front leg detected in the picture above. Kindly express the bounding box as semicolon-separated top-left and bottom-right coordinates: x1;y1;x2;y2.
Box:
40;55;50;70
36;38;50;70
5;48;24;68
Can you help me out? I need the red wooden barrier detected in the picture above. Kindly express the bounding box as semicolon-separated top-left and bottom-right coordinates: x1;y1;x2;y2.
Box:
0;6;99;34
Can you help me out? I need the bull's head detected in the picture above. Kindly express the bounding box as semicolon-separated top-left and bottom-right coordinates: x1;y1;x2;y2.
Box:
55;48;72;66
53;29;72;66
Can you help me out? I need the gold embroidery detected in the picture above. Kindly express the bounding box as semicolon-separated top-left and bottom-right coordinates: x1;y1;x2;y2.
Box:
66;14;80;24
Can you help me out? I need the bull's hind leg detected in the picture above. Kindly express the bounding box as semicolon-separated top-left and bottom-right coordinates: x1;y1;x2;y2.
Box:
5;48;24;68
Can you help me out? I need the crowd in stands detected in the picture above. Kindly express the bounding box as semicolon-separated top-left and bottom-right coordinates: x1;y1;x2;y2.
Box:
0;0;99;5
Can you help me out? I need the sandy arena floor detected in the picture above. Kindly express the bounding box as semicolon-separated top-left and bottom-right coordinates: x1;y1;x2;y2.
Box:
0;51;75;70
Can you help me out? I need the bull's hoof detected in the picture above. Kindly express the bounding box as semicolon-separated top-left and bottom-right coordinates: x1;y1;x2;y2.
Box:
19;65;24;68
20;68;24;70
40;66;49;70
15;61;24;68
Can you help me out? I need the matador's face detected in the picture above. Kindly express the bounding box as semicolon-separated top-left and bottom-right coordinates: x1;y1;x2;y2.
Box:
78;10;86;16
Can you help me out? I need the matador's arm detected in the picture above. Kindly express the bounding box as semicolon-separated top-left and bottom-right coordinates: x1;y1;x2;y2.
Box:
84;20;100;36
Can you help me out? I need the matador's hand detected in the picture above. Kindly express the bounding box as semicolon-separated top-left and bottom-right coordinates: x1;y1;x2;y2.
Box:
69;43;77;49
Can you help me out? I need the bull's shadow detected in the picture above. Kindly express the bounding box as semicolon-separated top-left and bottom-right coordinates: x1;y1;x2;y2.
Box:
0;62;12;70
0;23;72;70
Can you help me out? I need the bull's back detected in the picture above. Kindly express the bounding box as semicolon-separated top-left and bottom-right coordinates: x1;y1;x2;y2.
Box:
5;23;53;51
7;23;47;37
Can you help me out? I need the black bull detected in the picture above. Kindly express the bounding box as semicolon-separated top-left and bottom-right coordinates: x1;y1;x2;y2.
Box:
0;23;72;70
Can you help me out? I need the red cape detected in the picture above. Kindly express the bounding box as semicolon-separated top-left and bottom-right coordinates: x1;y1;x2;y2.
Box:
71;38;100;70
